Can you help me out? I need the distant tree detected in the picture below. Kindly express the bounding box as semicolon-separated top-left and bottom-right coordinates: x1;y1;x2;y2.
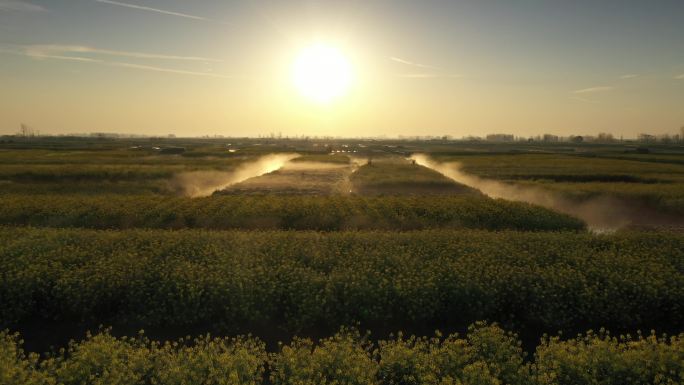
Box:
19;124;29;137
597;132;614;142
18;123;36;138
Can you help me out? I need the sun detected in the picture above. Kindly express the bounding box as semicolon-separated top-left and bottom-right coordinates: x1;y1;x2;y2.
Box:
292;44;353;104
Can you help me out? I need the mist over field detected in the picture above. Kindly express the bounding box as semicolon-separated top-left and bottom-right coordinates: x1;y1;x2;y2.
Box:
170;153;298;197
411;153;683;231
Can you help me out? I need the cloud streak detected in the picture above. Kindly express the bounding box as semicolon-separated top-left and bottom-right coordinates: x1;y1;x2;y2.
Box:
391;57;462;79
94;0;208;21
572;86;614;94
0;0;45;12
390;56;438;69
29;54;101;63
675;74;684;80
108;62;229;78
620;74;638;79
25;45;221;62
1;44;229;78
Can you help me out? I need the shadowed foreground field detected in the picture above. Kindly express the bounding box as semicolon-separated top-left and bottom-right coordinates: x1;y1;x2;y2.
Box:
2;227;681;349
3;323;682;385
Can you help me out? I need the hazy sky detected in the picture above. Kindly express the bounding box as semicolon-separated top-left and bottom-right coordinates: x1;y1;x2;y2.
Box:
1;0;683;137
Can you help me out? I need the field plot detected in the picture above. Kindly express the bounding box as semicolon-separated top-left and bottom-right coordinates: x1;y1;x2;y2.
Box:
0;147;255;196
0;194;584;231
0;139;683;385
351;157;480;195
2;227;682;349
429;152;684;211
220;155;358;195
419;151;684;229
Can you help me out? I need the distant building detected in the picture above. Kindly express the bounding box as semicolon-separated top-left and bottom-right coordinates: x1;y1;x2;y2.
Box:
486;134;515;142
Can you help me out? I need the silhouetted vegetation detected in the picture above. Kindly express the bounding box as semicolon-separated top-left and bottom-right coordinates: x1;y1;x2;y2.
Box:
2;323;682;385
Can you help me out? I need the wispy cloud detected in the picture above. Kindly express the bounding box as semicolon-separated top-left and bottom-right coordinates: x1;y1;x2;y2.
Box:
620;74;638;79
396;73;462;79
29;54;102;63
390;56;438;69
570;96;600;104
390;57;462;79
108;62;229;78
0;0;46;12
572;86;614;94
94;0;208;21
1;44;229;78
25;45;221;62
675;74;684;80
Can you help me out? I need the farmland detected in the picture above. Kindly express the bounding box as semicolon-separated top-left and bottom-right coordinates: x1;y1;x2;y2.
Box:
0;195;585;231
1;227;681;341
428;151;684;217
1;137;683;384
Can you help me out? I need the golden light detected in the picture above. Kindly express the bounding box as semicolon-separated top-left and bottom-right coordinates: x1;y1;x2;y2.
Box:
292;43;353;104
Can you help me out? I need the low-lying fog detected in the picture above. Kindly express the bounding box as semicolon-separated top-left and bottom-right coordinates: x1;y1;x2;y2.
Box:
170;153;299;197
412;154;680;231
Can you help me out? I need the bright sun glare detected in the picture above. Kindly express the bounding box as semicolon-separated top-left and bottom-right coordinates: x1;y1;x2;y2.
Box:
292;44;353;104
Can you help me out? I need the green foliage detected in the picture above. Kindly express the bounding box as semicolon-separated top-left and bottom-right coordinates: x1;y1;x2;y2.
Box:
50;331;152;385
432;153;684;214
0;149;250;196
465;322;528;385
351;161;479;196
376;323;529;385
0;331;50;385
270;329;377;385
151;335;267;385
1;228;681;336
533;329;684;385
0;195;584;231
0;329;266;385
432;154;684;182
1;325;682;385
378;332;470;385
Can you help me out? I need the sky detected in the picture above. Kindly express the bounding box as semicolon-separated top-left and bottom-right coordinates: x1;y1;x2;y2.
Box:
1;0;683;138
